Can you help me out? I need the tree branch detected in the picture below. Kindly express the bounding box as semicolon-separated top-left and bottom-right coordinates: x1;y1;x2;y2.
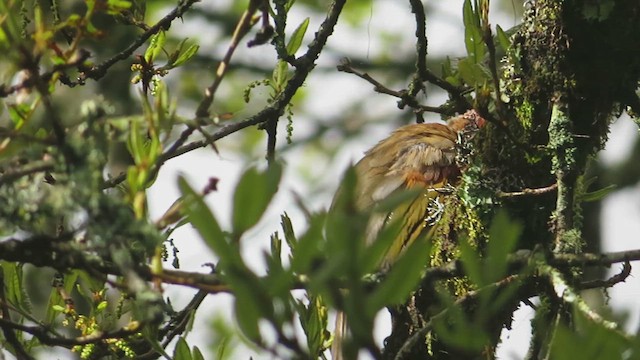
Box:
195;0;261;118
496;183;558;198
0;160;55;186
337;58;451;115
79;0;201;83
101;0;348;189
2;233;638;297
579;262;631;290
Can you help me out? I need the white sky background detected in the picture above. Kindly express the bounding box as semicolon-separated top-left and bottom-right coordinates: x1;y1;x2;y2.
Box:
141;1;640;359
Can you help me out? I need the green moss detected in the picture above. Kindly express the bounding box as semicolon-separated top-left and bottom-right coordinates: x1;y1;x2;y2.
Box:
516;100;534;131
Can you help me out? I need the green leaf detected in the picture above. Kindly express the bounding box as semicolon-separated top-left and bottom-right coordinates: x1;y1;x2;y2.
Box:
145;30;166;63
367;237;431;312
462;0;485;63
173;337;192;360
297;295;329;357
172;42;200;67
496;25;511;53
457;58;491;86
579;184;617;202
458;236;484;287
286;17;309;55
1;263;32;314
359;212;403;272
290;212;326;274
550;311;633;360
280;213;297;251
234;291;263;343
107;0;132;14
192;347;205;360
231;164;282;237
485;211;521;284
178;177;235;263
272;60;290;91
127;119;145;164
8;103;32;129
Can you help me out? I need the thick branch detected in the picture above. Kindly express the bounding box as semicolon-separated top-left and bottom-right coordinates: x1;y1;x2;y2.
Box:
2;234;638;295
548;95;578;252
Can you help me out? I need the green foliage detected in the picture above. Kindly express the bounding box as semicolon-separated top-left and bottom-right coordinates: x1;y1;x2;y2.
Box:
550;312;638;360
462;0;486;64
296;294;331;357
231;164;283;237
286;18;310;56
173;337;206;360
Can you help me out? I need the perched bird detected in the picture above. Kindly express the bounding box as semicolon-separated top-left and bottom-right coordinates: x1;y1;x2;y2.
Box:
330;109;485;360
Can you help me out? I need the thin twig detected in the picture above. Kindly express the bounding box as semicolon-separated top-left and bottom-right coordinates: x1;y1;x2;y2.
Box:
0;50;90;97
195;0;261;118
337;59;450;115
0;160;55;186
579;261;632;290
497;183;558;198
79;0;200;83
407;0;428;122
265;117;278;164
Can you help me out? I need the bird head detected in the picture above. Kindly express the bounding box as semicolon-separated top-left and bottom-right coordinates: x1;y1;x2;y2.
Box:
446;109;487;134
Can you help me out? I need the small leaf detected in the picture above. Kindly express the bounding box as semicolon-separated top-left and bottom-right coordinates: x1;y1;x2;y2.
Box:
579;184;616;202
127;119;145;164
496;25;511;53
145;30;166;63
297;295;329;357
172;43;200;67
173;337;192;360
8;103;32;129
272;60;290;91
280;213;297;251
462;0;485;63
231;164;282;237
286;17;309;55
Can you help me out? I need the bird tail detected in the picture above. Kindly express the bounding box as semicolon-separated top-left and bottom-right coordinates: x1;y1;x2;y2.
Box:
331;310;348;360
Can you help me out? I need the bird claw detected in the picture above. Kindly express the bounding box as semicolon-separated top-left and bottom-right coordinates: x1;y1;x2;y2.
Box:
425;197;445;226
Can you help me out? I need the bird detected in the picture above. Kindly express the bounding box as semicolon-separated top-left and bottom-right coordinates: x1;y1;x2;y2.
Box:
330;109;486;360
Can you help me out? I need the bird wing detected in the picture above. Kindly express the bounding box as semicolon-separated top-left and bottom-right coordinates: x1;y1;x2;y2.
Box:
350;123;462;259
355;123;458;210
